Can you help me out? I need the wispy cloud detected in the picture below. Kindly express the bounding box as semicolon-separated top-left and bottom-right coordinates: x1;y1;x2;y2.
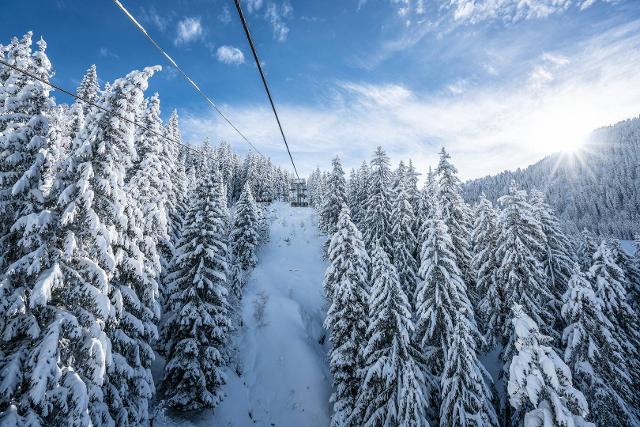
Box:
218;5;232;24
180;20;640;180
265;2;292;42
246;0;264;13
98;47;119;59
174;17;203;46
140;6;170;32
216;45;245;65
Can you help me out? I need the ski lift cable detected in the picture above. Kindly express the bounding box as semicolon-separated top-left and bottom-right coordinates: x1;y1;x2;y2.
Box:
0;57;212;160
232;0;300;179
112;0;265;157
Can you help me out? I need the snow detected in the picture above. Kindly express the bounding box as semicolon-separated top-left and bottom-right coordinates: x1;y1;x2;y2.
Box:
155;202;331;426
619;240;636;256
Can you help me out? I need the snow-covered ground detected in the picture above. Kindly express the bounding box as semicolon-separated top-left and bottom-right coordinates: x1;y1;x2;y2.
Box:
155;202;331;426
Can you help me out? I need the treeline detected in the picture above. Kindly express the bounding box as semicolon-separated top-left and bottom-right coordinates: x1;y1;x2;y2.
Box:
0;32;283;425
311;147;640;426
463;116;640;239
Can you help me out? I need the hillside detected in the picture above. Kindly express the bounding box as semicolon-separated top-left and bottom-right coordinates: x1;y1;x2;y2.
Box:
463;116;640;238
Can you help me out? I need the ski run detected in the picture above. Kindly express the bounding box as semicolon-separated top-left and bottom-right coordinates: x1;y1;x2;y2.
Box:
1;30;640;427
155;203;332;427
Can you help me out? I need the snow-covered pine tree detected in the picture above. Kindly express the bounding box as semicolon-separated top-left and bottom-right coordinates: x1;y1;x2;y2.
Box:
416;202;479;366
160;167;230;411
471;194;500;346
307;167;323;208
415;203;481;392
67;64;99;144
355;244;427;427
406;159;420;214
76;64;99;114
347;169;359;221
350;161;369;228
320;156;347;238
575;229;597;272
390;164;419;302
163;109;184;243
216;140;235;205
561;264;639;426
230;182;259;274
609;239;640;306
80;66;161;425
323;205;369;299
440;311;498;427
588;241;640;382
363;146;393;255
495;182;555;355
530;190;573;307
104;189;160;425
323;207;369;427
129;93;170;279
0;33;52;270
415;166;436;251
0;33;69;425
435;148;473;289
507;304;592;427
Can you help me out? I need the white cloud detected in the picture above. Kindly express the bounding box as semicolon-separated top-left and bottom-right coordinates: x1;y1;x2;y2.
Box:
542;52;570;66
141;7;170;32
216;45;245;65
174;17;203;46
98;47;119;59
447;79;470;95
180;20;640;181
218;6;232;25
265;2;292;42
246;0;264;13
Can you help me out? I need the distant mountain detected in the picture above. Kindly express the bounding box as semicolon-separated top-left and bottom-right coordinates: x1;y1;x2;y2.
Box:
463;116;640;238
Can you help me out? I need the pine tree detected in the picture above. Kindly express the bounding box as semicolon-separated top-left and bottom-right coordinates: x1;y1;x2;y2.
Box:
81;66;160;425
435;148;473;289
471;194;500;346
440;312;498;427
507;304;592;427
609;239;640;306
363;146;393;255
353;161;370;227
561;265;639;426
575;229;597;272
104;190;160;425
323;207;369;427
415;203;477;374
320;156;347;238
160;168;230;411
588;241;640;380
355;245;427;427
129;93;170;279
495;183;554;358
405;159;420;214
0;33;52;270
230;182;259;274
415;167;436;251
164;109;184;244
390;165;419;302
530;190;573;305
76;64;99;114
323;207;369;303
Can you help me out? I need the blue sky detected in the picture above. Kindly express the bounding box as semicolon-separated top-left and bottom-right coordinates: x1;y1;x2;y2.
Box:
2;0;639;179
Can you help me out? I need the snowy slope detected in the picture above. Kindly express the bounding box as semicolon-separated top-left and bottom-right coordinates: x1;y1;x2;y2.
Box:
155;202;332;427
